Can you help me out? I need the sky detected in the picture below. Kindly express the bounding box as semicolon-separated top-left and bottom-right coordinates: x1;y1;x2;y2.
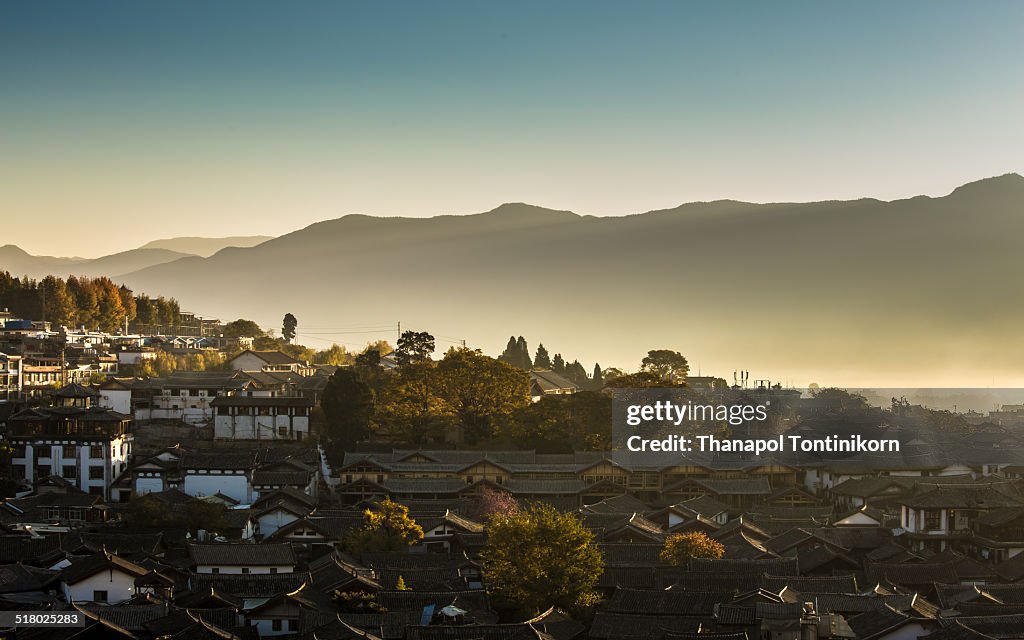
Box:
2;1;1023;256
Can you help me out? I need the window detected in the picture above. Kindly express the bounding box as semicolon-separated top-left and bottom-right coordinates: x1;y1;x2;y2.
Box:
924;510;942;531
466;476;474;484
345;475;353;484
270;567;278;574
376;474;384;484
211;568;220;574
278;426;288;437
89;466;104;480
288;620;298;631
89;445;103;458
242;567;250;574
62;466;76;479
272;620;282;631
93;590;108;602
63;445;77;458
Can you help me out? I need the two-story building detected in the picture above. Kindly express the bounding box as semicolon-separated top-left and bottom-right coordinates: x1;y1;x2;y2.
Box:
5;384;132;499
211;395;313;441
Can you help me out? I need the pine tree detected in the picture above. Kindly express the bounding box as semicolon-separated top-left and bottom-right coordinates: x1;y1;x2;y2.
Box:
552;354;565;373
499;336;518;366
515;336;531;370
592;363;603;388
534;344;551;369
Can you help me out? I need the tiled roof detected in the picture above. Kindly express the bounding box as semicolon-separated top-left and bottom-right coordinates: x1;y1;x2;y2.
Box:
605;588;726;616
761;574;858;594
0;563;59;593
689;556;799;575
251;470;312;486
190;572;306;598
376;589;491;615
865;561;960;587
580;494;653;515
61;552;148;585
231;350;304;366
588;612;702;639
373;478;464;494
529;370;578;392
188;543;295;567
899;486;1024;509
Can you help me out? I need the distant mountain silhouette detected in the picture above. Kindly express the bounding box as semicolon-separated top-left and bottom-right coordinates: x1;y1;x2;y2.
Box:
0;246;193;280
11;174;1024;384
139;235;273;257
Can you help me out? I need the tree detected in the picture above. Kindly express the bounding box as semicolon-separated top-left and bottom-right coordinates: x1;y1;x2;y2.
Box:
481;502;603;615
375;360;454;445
333;590;385;613
603;370;672;388
223;318;264;339
641;349;689;383
322;368;375;465
552;353;565;373
466;486;520;522
508;391;612;451
395;576;410;591
314;344;353;366
515;336;531;369
345;498;424;553
564;360;588;386
435;348;530;443
282;313;297;343
660;531;725;566
591;363;604;389
395;330;435;366
534;344;551;369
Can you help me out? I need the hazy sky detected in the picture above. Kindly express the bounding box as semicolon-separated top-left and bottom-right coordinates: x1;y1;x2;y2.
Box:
3;1;1023;256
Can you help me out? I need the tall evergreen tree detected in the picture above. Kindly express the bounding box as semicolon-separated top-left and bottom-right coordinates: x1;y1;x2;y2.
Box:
282;313;298;343
592;363;603;388
515;336;531;370
498;336;518;367
552;353;565;373
534;344;551;369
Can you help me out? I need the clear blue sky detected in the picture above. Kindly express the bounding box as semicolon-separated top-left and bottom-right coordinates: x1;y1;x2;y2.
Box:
3;1;1023;255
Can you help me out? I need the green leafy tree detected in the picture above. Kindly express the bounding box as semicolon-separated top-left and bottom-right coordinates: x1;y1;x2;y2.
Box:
345;498;424;552
603;370;673;388
508;391;612;451
660;531;725;566
223;318;265;339
395;330;435;366
333;590;385;613
314;344;353;366
435;348;530;443
322;368;375;465
375;360;455;445
534;344;551;369
641;349;689;383
481;502;603;615
282;313;298;343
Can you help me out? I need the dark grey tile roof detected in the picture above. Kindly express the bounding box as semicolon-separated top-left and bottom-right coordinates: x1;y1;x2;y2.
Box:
189;572;306;598
187;542;296;567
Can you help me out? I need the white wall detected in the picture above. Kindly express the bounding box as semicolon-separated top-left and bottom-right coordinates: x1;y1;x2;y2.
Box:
63;570;136;604
257;509;300;537
98;389;131;414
